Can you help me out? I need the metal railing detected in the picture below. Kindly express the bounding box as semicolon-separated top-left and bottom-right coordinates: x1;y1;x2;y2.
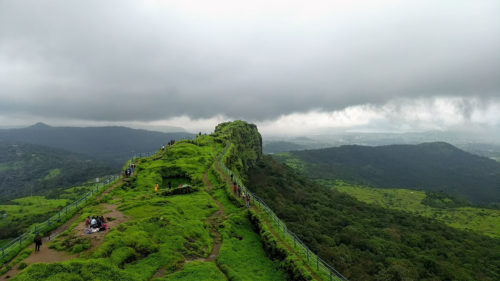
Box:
1;148;164;265
0;175;120;264
218;142;348;281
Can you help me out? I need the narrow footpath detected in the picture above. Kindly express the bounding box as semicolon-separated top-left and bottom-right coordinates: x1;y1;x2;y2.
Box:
1;179;124;280
152;167;228;280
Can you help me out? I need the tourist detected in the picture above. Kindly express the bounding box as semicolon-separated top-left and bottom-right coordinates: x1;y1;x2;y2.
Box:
34;233;42;252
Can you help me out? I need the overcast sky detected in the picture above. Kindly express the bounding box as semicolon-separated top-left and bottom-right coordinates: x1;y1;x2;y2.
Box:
0;0;499;135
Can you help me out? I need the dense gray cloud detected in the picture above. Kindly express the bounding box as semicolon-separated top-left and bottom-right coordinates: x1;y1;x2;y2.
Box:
0;0;499;125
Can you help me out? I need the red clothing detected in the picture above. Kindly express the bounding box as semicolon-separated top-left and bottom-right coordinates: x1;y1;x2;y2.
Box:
233;185;237;192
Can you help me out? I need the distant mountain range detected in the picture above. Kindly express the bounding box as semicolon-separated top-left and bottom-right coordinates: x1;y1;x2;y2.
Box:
0;142;115;201
263;131;500;161
274;142;500;204
0;123;194;167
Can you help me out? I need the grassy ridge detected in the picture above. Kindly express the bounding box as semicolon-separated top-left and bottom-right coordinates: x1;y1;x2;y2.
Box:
11;133;287;281
320;180;500;238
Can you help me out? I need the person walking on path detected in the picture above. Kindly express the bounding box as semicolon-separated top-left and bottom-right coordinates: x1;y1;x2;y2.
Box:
85;216;90;227
246;194;250;208
34;233;42;252
233;184;237;195
237;185;241;197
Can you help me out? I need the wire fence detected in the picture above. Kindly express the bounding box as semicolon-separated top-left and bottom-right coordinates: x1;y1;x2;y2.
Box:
217;142;348;281
0;175;120;264
1;143;174;265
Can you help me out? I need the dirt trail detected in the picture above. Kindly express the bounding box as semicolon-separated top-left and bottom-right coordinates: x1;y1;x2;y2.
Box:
73;203;127;252
214;160;322;281
152;168;227;280
1;179;124;280
202;170;226;262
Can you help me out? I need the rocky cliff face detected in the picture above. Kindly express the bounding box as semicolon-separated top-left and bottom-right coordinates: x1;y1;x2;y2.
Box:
215;120;262;182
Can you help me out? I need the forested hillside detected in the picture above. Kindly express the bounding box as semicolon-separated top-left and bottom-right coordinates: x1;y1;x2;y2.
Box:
0;143;114;201
0;123;193;167
274;142;500;204
248;155;500;280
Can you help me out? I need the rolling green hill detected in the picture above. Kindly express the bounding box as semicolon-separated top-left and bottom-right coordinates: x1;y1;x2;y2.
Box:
274;142;500;204
0;142;115;201
318;180;500;238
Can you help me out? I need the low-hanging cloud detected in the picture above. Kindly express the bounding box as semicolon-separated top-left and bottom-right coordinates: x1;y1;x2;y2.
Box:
0;0;499;125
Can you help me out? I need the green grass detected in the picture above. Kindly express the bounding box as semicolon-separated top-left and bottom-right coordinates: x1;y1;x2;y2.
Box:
217;213;286;281
12;133;288;280
322;180;500;238
0;196;70;239
156;261;226;281
44;168;61;180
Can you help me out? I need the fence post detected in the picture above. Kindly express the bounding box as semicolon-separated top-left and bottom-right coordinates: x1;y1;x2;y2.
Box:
19;235;22;246
2;247;4;258
294;235;296;248
317;255;319;271
306;248;309;262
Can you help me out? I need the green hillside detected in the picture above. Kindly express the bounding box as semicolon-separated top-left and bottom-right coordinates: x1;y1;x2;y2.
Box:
249;155;500;280
0;142;115;201
320;180;500;238
4;121;499;281
2;121;315;281
274;142;500;204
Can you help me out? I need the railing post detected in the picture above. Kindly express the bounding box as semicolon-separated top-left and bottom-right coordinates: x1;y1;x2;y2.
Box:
306;248;309;261
294;235;296;248
19;235;22;246
317;255;319;270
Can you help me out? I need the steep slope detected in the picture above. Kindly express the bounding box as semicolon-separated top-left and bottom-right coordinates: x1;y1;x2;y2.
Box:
248;155;500;281
0;123;194;167
0;142;114;201
274;142;500;204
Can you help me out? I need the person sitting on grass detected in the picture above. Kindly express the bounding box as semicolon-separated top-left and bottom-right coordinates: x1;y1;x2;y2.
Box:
90;216;97;228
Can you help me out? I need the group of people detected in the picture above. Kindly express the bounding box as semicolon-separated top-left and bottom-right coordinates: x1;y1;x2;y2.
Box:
125;163;136;177
231;175;251;208
84;215;107;234
161;139;177;151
